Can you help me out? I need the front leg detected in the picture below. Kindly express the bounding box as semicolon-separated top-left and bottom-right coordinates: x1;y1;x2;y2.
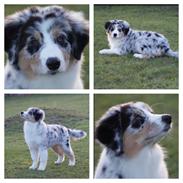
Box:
37;148;48;171
99;48;122;55
28;146;39;170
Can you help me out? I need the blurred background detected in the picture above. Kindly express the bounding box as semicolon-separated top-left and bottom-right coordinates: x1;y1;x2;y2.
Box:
94;94;178;178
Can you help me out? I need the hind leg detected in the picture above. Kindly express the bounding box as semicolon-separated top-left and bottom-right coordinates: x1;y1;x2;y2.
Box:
62;142;75;166
52;145;65;165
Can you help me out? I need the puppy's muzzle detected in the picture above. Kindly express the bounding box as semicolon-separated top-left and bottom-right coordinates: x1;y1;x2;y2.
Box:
162;114;172;131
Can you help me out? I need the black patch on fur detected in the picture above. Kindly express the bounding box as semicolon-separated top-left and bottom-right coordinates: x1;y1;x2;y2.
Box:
105;21;111;30
30;7;39;14
138;32;142;36
95;105;131;154
148;45;152;48
155;33;161;37
143;45;148;48
27;37;41;55
34;109;43;121
102;166;107;173
117;174;123;178
71;31;89;60
147;33;151;37
141;47;144;51
44;13;56;19
131;115;145;128
122;27;129;36
66;142;69;147
165;48;170;52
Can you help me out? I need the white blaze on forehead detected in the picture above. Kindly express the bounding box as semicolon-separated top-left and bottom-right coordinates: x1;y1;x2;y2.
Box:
38;20;65;70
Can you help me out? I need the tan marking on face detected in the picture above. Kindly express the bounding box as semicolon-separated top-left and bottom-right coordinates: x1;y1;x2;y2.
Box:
52;145;64;156
123;122;151;157
18;48;40;79
51;26;61;39
33;31;42;42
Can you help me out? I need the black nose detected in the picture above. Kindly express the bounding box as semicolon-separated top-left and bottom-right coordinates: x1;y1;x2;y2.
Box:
113;33;117;37
46;57;60;71
20;111;23;115
162;114;172;124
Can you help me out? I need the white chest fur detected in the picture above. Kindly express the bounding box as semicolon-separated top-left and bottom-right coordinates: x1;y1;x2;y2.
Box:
95;144;168;178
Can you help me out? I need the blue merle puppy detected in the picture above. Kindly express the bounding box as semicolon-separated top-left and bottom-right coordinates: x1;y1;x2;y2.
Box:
99;19;178;59
20;107;87;171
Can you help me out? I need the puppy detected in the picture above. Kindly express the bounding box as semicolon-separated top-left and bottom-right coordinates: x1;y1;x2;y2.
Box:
99;19;178;59
95;102;172;178
20;107;87;171
5;6;89;89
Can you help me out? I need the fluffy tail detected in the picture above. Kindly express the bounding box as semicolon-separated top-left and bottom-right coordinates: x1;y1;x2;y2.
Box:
165;49;178;59
68;129;87;140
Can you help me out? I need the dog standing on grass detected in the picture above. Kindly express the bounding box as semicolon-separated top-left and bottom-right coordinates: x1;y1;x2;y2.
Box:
20;107;87;171
99;19;178;59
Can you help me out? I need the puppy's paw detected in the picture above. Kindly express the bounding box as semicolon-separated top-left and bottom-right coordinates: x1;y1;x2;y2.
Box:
99;49;109;54
68;160;75;166
29;164;37;170
37;166;46;171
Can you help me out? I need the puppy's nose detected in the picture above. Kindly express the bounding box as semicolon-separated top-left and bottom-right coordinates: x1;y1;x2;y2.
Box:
20;111;24;115
46;57;60;71
162;114;172;124
113;33;117;37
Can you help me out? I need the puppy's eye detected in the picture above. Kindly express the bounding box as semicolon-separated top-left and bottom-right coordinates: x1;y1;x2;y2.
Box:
27;37;41;54
118;29;122;32
111;28;114;32
56;34;68;47
131;116;145;129
28;111;33;115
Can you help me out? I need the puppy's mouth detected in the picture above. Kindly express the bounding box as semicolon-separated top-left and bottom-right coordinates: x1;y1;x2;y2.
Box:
48;71;59;75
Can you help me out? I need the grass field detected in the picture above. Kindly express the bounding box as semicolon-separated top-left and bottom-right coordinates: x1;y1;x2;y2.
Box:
94;94;178;178
5;5;89;89
5;94;89;178
94;5;178;89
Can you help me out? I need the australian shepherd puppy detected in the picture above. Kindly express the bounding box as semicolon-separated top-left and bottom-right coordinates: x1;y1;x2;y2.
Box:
95;102;172;178
5;6;89;89
20;107;87;171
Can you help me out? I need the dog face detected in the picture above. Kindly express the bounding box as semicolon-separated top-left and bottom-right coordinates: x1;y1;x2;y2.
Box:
20;107;45;122
104;19;130;39
5;6;89;77
95;102;172;156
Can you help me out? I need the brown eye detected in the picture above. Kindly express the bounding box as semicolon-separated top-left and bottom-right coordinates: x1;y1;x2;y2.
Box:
56;34;68;47
28;111;33;115
131;116;145;129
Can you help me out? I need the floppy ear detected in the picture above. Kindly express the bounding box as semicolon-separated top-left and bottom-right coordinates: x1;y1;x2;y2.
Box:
34;110;44;121
121;21;130;36
71;30;89;60
104;21;111;30
95;107;124;154
122;27;129;36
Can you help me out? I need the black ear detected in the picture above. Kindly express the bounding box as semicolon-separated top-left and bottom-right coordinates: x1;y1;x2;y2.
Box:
34;111;43;121
122;27;129;36
95;108;124;154
71;31;89;60
5;20;23;53
104;21;111;30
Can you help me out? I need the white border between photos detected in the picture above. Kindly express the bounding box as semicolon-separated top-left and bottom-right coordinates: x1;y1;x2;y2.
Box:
1;0;182;182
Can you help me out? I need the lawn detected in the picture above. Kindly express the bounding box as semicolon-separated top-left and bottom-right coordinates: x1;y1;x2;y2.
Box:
5;5;89;89
94;5;178;89
5;94;89;178
94;94;178;178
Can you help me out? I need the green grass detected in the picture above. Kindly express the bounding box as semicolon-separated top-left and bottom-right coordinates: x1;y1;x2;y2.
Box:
5;94;89;178
94;5;178;89
94;94;178;178
5;5;89;89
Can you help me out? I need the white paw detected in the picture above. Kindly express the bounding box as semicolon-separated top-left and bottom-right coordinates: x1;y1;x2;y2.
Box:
29;164;37;170
133;53;144;59
99;49;109;54
37;166;46;171
68;160;75;166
